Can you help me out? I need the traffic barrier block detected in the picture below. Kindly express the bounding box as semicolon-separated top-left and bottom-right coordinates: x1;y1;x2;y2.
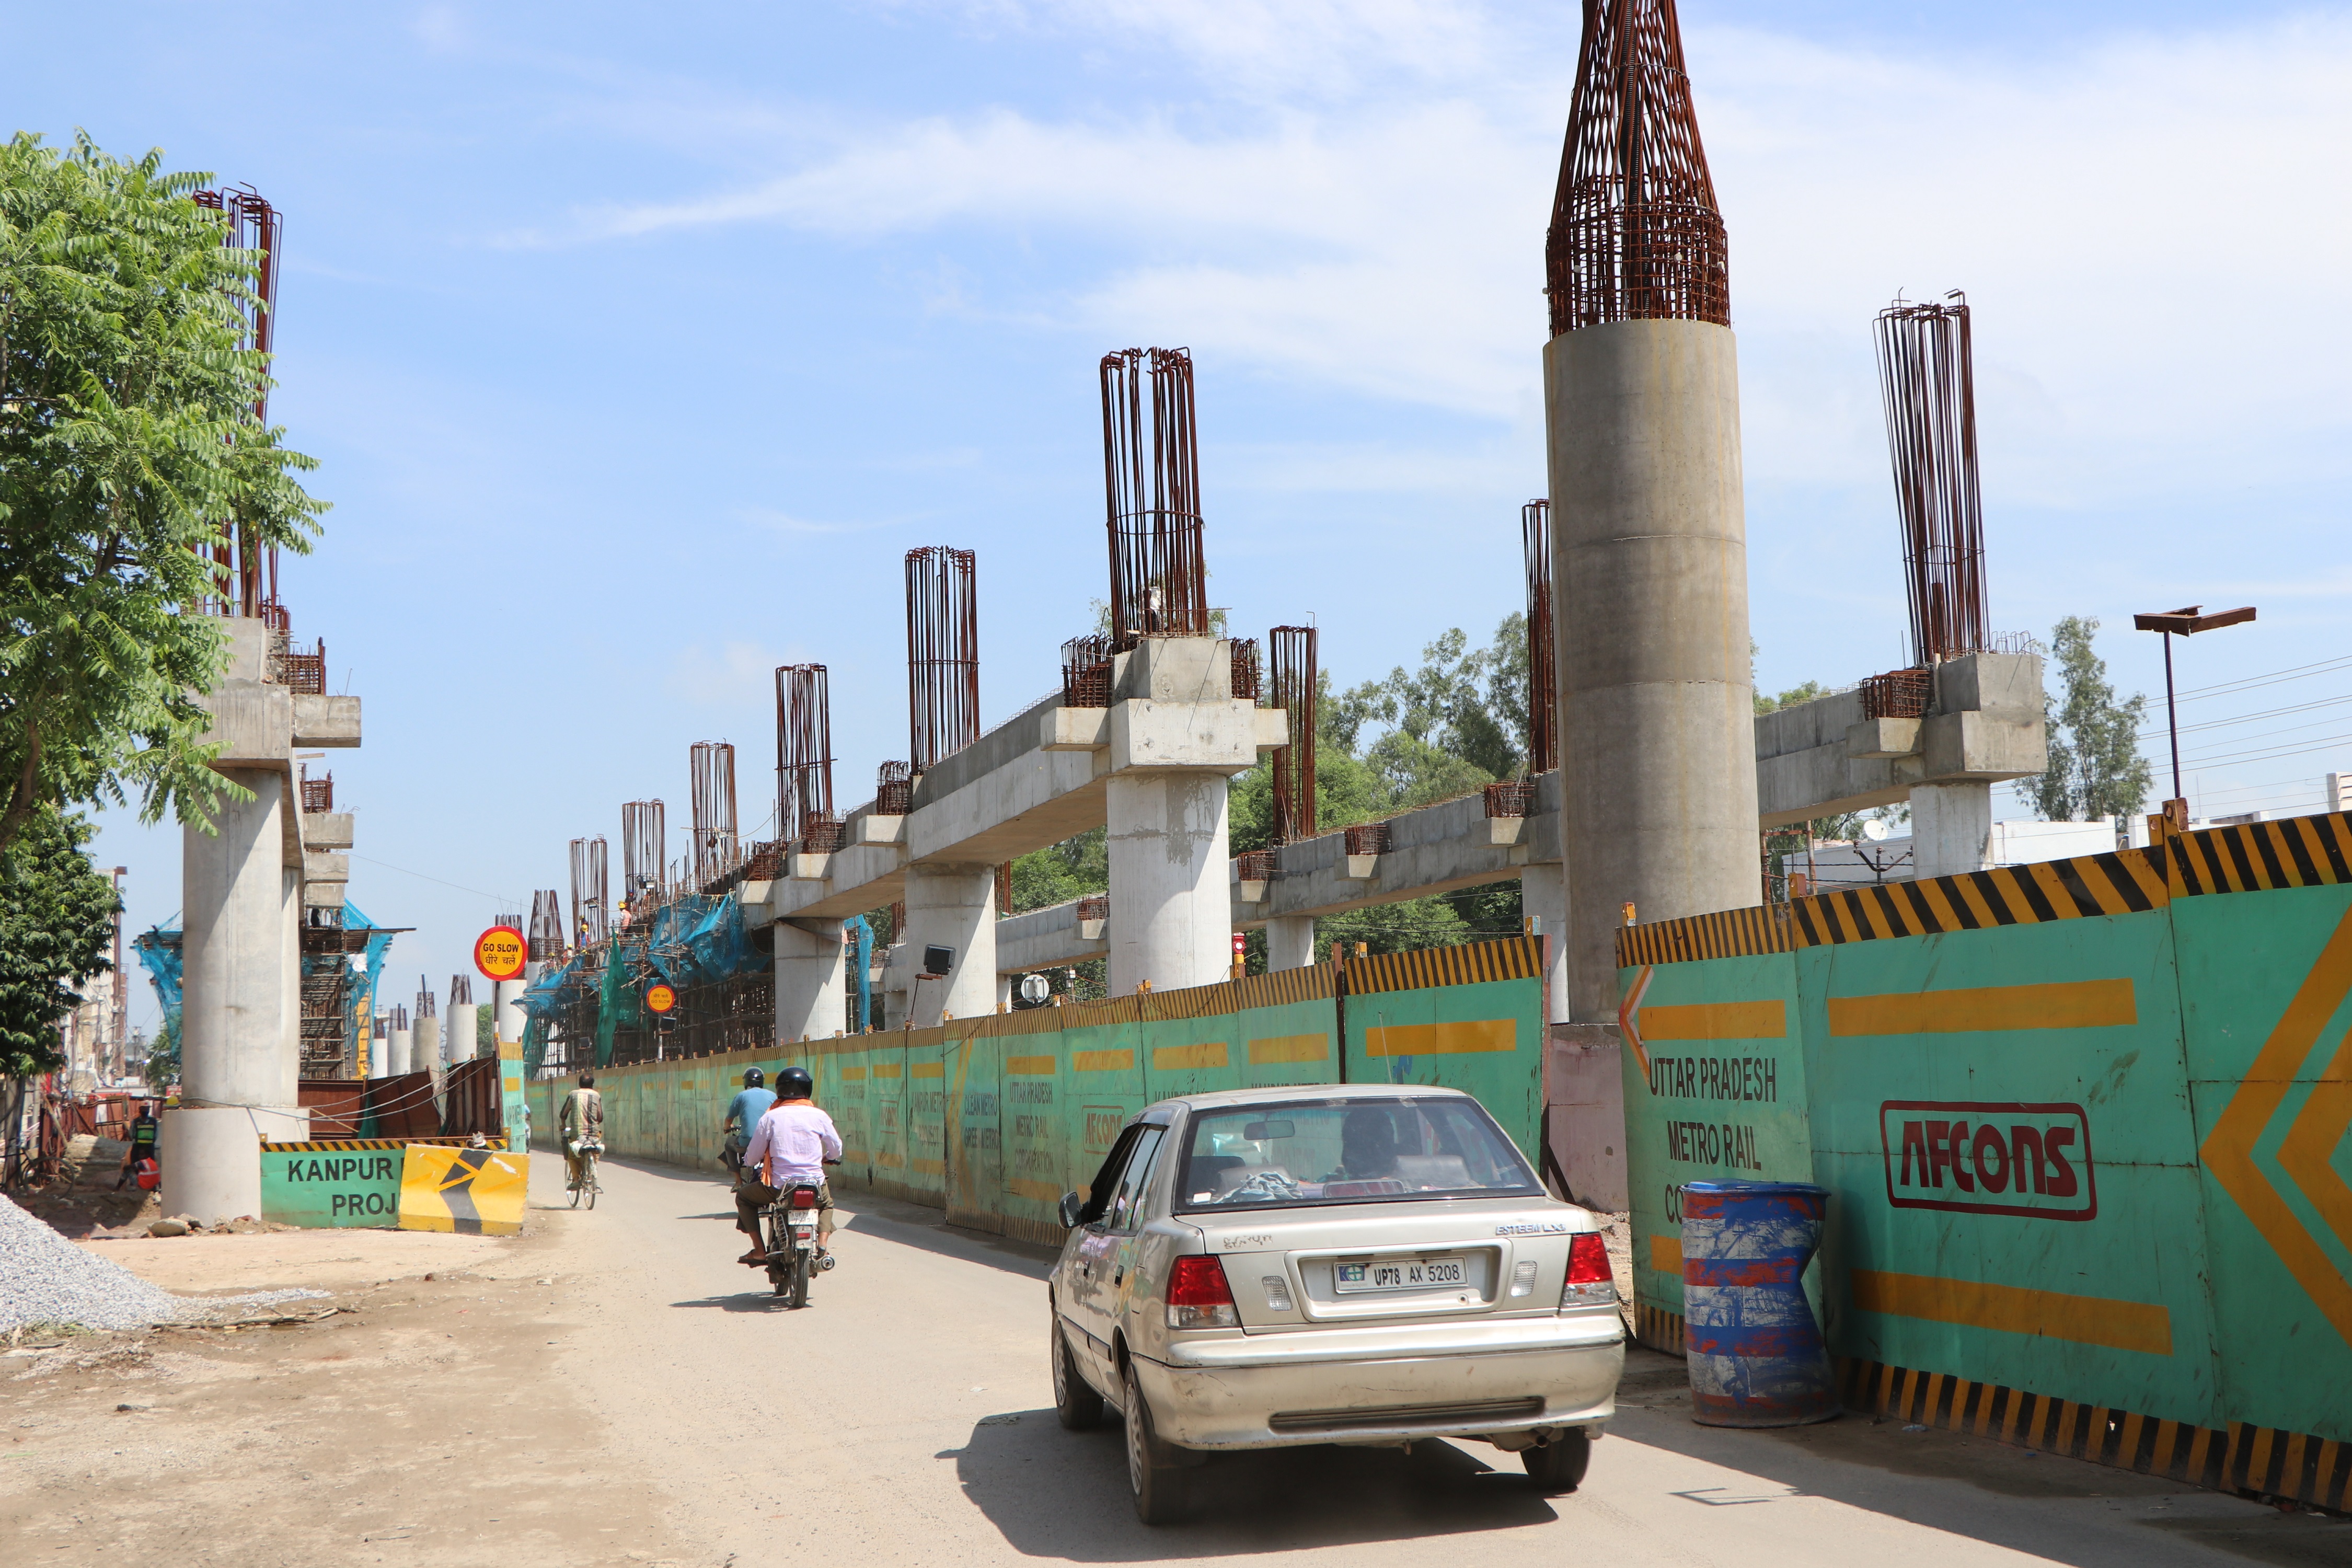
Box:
398;1144;529;1236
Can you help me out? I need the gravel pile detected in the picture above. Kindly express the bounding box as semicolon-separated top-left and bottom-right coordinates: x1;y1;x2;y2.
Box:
1;1192;182;1332
1;1195;329;1334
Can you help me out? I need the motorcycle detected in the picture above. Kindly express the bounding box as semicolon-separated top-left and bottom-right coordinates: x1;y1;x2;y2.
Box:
761;1182;834;1308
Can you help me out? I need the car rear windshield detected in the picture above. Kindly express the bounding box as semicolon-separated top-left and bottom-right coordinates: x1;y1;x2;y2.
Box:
1173;1097;1540;1212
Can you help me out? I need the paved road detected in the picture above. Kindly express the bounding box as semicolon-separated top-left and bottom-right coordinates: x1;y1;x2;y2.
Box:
547;1154;2344;1568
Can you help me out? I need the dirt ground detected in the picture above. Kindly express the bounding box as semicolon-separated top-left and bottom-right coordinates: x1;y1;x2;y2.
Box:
4;1208;681;1566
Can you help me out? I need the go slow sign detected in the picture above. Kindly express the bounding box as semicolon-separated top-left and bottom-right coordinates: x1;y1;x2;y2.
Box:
475;925;527;982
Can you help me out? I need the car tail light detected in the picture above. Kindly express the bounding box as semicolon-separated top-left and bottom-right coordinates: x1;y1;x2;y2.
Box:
1560;1232;1617;1309
1166;1255;1240;1330
789;1189;820;1210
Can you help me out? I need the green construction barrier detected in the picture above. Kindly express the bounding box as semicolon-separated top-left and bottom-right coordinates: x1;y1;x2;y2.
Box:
526;939;1549;1252
1617;810;2352;1513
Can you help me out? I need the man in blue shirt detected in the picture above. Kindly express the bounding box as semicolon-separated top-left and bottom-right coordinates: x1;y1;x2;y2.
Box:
723;1067;775;1173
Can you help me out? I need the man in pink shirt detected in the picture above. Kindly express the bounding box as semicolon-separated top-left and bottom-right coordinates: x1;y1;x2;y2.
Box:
736;1065;844;1265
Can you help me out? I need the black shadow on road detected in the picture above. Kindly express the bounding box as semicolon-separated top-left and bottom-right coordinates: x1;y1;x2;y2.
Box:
942;1408;1557;1560
1608;1387;2350;1568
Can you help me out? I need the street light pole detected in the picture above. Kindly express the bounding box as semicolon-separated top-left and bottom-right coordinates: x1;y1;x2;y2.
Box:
2133;603;2257;826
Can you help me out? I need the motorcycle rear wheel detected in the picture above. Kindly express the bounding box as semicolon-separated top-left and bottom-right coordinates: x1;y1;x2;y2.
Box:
789;1251;811;1309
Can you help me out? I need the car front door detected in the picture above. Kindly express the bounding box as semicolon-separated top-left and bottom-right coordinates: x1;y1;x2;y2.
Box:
1066;1123;1165;1392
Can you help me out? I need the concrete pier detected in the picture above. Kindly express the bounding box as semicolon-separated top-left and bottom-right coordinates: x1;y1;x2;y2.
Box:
168;767;306;1222
775;918;848;1042
1546;319;1759;1021
1266;915;1315;972
388;1025;413;1076
903;862;997;1026
495;979;525;1052
415;1011;441;1074
1106;772;1230;997
1521;863;1570;1025
1909;782;1994;880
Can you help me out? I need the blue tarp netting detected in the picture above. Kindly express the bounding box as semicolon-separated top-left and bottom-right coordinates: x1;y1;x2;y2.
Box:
518;892;764;1069
139;901;396;1066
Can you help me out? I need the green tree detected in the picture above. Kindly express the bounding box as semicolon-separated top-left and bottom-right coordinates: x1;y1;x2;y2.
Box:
1;805;117;1085
2032;616;2152;822
0;133;328;851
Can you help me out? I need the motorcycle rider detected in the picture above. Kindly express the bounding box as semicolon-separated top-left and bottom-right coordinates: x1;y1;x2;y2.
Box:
721;1067;775;1173
735;1066;841;1266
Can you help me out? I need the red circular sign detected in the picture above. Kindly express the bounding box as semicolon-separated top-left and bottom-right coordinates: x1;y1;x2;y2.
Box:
645;982;678;1015
474;925;526;982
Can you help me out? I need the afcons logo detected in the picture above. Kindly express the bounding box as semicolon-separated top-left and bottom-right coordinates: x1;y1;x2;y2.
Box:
1878;1101;2096;1221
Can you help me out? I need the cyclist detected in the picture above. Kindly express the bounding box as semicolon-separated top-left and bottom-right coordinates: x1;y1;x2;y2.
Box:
559;1073;604;1195
721;1067;774;1173
735;1066;840;1266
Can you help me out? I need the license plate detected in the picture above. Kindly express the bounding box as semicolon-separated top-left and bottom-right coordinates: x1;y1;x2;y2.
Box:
1334;1256;1467;1294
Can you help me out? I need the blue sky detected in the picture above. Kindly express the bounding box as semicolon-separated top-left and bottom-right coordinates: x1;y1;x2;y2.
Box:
9;2;2347;1031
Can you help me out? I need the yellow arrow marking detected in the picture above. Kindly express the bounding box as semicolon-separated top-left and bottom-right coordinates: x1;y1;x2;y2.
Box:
2198;900;2352;1348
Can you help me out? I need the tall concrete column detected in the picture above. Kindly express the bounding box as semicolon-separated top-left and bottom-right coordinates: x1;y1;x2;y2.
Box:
1521;864;1571;1025
904;863;997;1027
495;979;525;1050
388;1025;413;1076
1106;773;1231;997
166;769;303;1223
416;1011;442;1074
1266;916;1316;972
775;919;848;1043
1909;782;1993;880
1547;319;1759;1021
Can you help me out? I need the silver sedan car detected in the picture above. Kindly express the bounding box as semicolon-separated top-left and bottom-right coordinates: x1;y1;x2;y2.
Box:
1049;1084;1624;1523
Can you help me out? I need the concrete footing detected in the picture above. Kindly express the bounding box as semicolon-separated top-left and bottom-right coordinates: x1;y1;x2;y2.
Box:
161;1104;309;1225
775;918;848;1042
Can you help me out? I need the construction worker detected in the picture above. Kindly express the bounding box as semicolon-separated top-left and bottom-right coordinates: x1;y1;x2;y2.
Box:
559;1073;604;1192
114;1104;159;1190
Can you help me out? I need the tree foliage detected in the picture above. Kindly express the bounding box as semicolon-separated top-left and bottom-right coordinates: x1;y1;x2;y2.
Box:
0;804;118;1078
0;132;328;851
2032;616;2152;822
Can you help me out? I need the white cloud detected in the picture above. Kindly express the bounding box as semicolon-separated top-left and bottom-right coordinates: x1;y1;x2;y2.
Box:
664;640;800;711
513;7;2352;503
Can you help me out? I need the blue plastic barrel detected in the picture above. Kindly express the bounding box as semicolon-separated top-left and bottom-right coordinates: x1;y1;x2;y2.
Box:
1679;1179;1838;1427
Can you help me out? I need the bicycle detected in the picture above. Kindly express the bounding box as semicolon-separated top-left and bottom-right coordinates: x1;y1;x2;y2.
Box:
568;1139;603;1209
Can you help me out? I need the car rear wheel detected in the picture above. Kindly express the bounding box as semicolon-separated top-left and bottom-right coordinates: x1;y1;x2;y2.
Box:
1051;1312;1102;1430
1520;1429;1592;1493
1123;1363;1185;1525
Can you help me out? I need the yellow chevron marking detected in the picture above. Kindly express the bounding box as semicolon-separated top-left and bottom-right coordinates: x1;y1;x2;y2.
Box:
1828;978;2136;1036
2198;899;2352;1350
1638;999;1787;1041
1851;1269;2172;1355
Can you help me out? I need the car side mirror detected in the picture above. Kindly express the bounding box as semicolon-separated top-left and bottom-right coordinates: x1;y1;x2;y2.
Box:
1057;1191;1086;1229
